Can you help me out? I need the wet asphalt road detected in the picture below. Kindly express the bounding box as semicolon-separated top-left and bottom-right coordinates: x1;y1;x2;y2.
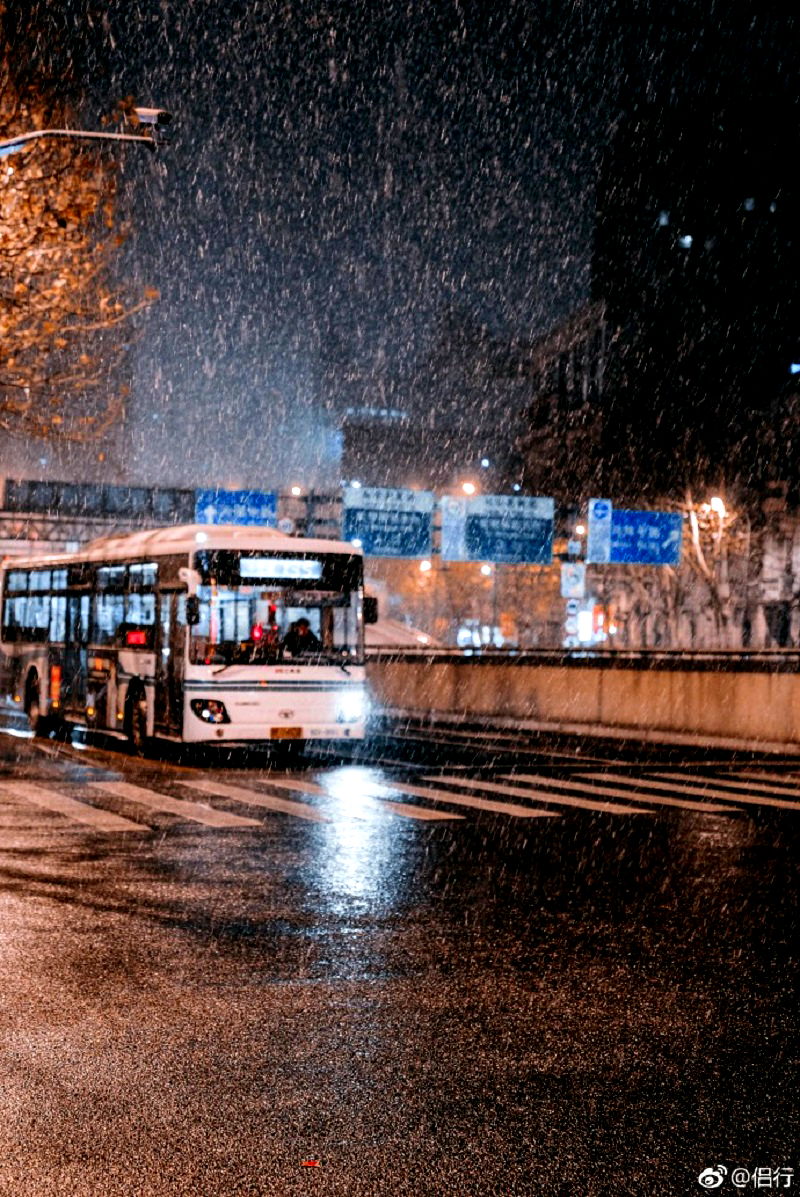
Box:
1;721;798;1196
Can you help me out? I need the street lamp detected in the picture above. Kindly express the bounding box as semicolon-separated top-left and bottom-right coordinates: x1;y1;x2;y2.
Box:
0;107;173;157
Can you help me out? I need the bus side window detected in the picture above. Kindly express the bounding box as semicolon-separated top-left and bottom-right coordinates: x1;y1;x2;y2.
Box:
126;562;157;631
1;570;27;642
94;592;125;645
96;566;126;645
1;571;49;642
24;591;50;640
27;571;51;641
126;591;156;627
50;596;67;642
68;595;91;645
1;596;21;641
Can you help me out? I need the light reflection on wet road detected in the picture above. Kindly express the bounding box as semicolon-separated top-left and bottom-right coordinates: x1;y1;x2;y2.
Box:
0;723;798;1195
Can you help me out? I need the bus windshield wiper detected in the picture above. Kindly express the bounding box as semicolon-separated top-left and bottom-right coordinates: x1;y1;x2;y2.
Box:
338;648;351;675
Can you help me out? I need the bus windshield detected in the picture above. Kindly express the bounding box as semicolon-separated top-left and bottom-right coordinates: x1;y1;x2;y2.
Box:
189;548;363;667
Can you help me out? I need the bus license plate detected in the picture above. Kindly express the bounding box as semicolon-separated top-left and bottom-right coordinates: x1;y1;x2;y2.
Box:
271;727;302;740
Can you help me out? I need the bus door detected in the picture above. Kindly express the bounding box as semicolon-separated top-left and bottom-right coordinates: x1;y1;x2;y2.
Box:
63;592;89;713
155;591;185;735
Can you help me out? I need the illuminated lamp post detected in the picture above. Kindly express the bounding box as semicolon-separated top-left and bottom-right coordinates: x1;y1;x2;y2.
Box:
0;108;172;157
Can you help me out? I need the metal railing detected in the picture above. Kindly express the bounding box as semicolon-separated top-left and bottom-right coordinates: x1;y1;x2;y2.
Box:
366;645;800;672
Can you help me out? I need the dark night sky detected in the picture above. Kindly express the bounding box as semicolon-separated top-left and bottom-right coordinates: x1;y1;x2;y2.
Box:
9;2;796;494
11;0;609;489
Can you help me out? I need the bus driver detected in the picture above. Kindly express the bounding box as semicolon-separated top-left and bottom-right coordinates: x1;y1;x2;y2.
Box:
282;617;321;656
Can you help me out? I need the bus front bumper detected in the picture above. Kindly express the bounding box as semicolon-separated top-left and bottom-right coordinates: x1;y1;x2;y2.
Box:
182;719;366;744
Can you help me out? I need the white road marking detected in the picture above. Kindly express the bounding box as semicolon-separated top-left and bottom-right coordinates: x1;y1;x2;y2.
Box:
427;775;654;815
373;779;559;818
178;778;330;823
511;773;739;814
641;772;800;810
184;776;462;822
724;771;800;792
376;798;463;821
89;781;261;828
0;781;148;833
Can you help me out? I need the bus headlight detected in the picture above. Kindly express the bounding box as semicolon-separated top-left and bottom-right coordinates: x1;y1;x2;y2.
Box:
190;699;230;724
336;690;367;723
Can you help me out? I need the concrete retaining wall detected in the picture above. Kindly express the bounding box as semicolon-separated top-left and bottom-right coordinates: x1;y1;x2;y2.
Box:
366;652;800;750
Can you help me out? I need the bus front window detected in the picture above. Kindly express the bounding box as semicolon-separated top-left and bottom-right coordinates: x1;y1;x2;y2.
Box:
188;585;361;665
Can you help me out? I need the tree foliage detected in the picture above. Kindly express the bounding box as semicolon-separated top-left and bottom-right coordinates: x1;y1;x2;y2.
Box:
0;30;155;442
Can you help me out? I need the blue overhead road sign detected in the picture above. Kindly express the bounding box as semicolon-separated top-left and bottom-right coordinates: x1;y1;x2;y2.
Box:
196;488;277;526
342;486;434;557
610;509;683;565
587;499;682;565
441;494;554;564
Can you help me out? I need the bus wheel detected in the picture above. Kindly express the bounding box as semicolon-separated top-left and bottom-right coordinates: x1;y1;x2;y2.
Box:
126;690;149;757
25;672;48;736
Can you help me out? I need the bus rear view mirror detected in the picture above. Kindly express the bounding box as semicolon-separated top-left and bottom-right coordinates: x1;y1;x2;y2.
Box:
186;595;201;626
363;596;379;624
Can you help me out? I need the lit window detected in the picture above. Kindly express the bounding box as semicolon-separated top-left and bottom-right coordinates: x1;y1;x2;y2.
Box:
790;364;800;376
677;234;693;249
658;210;670;227
742;197;755;212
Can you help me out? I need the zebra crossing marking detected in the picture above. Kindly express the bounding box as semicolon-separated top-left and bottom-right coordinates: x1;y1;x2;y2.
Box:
0;780;148;833
374;779;560;818
426;774;654;816
183;776;462;822
713;770;800;790
508;772;739;814
89;780;261;828
180;778;330;823
641;772;800;811
376;797;463;821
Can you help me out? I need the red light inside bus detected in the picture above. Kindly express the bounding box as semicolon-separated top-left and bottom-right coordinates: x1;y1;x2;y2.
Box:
251;623;264;641
126;629;147;647
50;664;62;707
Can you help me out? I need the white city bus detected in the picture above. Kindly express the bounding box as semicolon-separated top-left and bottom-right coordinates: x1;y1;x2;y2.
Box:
0;524;375;752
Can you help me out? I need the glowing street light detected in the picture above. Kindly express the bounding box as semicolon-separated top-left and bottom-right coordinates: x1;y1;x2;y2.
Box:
419;559;432;573
462;481;476;496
